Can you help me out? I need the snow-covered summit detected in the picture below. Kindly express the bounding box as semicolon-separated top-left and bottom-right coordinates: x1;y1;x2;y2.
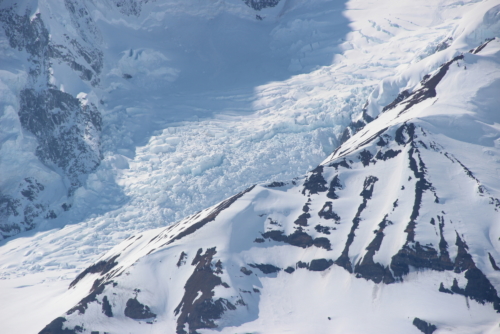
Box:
39;37;500;334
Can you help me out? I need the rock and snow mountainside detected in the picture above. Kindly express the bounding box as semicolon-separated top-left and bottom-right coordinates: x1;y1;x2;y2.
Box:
1;0;500;333
0;0;103;238
0;0;300;239
39;39;500;334
2;0;498;246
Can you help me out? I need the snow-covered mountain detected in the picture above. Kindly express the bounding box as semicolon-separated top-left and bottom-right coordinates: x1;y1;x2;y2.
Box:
1;0;500;333
0;0;104;238
39;37;500;334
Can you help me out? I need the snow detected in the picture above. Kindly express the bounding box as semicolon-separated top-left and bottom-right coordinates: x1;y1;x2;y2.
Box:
0;0;500;333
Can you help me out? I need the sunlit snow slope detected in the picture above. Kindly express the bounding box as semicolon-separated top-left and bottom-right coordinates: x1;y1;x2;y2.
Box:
40;38;500;334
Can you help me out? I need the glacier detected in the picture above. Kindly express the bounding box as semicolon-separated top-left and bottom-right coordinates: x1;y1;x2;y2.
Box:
0;0;499;333
39;37;500;334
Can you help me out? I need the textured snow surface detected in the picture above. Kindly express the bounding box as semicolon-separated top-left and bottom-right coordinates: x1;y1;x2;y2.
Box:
38;37;500;334
0;0;499;333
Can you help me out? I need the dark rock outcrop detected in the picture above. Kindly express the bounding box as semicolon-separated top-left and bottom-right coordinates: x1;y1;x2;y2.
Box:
177;252;188;267
354;216;395;284
338;111;374;145
240;267;253;275
391;242;453;278
383;89;411;112
167;186;255;246
315;224;332;235
243;0;281;11
318;202;340;221
308;259;334;271
19;88;102;195
489;253;500;271
261;229;331;250
174;248;236;334
326;175;343;199
102;296;113;317
69;255;120;288
302;166;328;195
249;263;281;274
39;317;82;334
383;55;465;114
336;176;378;273
412;318;437;334
124;298;156;320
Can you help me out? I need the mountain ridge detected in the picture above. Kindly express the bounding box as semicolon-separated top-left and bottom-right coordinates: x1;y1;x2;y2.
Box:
39;38;500;334
1;1;499;333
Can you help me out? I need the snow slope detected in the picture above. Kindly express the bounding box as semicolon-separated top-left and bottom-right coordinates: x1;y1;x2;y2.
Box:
0;0;499;333
39;37;500;334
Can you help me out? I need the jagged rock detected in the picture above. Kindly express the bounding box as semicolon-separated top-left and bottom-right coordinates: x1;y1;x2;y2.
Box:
240;267;253;275
308;259;334;271
124;298;156;320
177;252;188;267
249;263;281;274
302;166;328;195
336;176;378;273
412;318;437;334
174;248;236;334
19;88;102;194
39;317;82;334
261;229;331;250
102;296;113;317
69;255;120;288
243;0;281;11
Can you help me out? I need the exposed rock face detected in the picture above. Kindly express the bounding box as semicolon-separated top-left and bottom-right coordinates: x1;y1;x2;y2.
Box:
38;317;82;334
413;318;437;334
102;296;113;317
19;88;102;195
335;175;378;273
249;263;281;274
0;179;51;236
0;5;103;86
110;0;152;17
243;0;281;11
125;298;156;320
354;216;395;284
69;255;120;288
381;51;476;120
338;110;374;145
0;2;103;238
174;247;236;334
